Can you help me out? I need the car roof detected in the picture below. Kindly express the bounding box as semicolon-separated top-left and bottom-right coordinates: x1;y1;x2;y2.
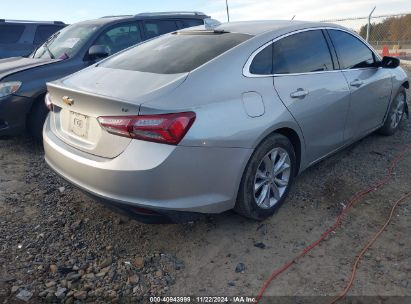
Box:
77;11;209;26
0;19;66;25
206;20;346;36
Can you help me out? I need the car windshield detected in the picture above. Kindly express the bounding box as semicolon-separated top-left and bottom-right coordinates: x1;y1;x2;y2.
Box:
100;31;253;74
32;23;99;60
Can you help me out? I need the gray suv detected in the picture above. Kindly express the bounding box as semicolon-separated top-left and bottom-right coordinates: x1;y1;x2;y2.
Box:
0;12;211;139
0;19;66;58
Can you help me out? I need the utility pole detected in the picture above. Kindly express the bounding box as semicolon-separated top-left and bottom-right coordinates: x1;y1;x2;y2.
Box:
226;0;230;22
366;6;376;42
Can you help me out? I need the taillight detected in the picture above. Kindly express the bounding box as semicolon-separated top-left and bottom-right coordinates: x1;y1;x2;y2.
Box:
44;93;53;111
97;112;196;145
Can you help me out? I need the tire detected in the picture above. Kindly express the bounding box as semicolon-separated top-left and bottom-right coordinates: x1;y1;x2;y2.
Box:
379;88;407;136
27;99;49;141
235;133;297;220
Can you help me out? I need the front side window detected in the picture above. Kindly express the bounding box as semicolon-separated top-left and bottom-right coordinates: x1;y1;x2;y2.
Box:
272;30;333;74
32;23;99;59
328;29;375;69
0;24;25;44
143;20;178;39
100;31;252;74
93;23;142;56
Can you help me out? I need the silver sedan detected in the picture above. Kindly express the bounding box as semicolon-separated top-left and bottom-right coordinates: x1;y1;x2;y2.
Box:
43;21;409;221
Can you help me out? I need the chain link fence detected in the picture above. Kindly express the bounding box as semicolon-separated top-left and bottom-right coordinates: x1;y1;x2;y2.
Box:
320;12;411;60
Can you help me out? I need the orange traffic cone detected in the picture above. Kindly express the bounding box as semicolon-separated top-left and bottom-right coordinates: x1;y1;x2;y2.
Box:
382;45;389;57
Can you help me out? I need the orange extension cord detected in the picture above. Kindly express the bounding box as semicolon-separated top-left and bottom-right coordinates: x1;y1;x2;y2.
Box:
329;191;411;304
255;143;411;303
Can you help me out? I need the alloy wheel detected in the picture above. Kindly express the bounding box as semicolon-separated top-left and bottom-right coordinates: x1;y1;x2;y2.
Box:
253;147;291;209
390;92;406;129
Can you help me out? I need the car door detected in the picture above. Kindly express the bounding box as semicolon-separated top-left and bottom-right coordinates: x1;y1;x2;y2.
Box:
327;29;393;140
271;29;351;163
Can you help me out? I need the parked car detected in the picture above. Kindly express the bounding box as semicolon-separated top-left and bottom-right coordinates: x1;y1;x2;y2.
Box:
0;19;66;59
43;21;409;223
0;12;211;139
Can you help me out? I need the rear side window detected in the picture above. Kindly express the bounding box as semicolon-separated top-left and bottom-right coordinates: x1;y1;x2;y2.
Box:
178;19;204;29
143;20;178;39
328;29;375;69
272;30;333;74
0;24;25;43
34;25;63;45
250;44;273;75
100;32;252;74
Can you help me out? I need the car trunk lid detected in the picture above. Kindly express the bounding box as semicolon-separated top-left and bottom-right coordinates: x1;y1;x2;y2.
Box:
47;67;188;158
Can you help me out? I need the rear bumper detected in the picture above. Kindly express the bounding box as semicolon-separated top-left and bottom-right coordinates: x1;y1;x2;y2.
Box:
0;94;32;136
43;116;252;214
81;190;205;224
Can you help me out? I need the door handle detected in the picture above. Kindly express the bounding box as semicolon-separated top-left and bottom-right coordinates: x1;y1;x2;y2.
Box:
350;79;364;87
290;89;309;98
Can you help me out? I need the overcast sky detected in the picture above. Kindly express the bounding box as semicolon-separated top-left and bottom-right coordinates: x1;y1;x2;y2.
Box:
2;0;410;24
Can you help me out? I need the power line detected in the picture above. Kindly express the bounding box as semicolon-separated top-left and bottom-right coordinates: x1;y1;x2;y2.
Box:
226;0;230;22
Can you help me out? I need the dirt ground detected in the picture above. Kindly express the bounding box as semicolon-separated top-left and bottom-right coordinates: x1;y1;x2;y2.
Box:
1;68;410;303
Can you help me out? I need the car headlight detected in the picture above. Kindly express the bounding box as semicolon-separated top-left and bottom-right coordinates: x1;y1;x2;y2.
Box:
0;81;22;98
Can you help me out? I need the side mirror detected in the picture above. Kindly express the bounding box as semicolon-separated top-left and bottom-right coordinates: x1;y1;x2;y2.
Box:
381;56;400;69
88;45;109;61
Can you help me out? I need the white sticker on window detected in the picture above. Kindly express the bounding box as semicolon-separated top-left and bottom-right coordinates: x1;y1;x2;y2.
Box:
60;38;81;48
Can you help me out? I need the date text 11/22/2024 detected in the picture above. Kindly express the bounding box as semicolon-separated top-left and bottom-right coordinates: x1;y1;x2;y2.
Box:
149;296;257;303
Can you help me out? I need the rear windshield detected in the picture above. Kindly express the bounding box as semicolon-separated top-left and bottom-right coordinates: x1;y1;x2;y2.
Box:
0;24;25;43
100;31;252;74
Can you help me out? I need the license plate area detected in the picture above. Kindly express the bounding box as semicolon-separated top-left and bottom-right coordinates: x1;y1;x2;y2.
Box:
69;111;89;138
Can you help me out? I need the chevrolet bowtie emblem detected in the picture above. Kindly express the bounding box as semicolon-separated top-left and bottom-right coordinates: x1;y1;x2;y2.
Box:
62;96;74;106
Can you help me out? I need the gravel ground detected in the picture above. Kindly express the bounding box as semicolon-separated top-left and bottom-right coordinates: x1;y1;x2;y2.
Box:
1;67;410;303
